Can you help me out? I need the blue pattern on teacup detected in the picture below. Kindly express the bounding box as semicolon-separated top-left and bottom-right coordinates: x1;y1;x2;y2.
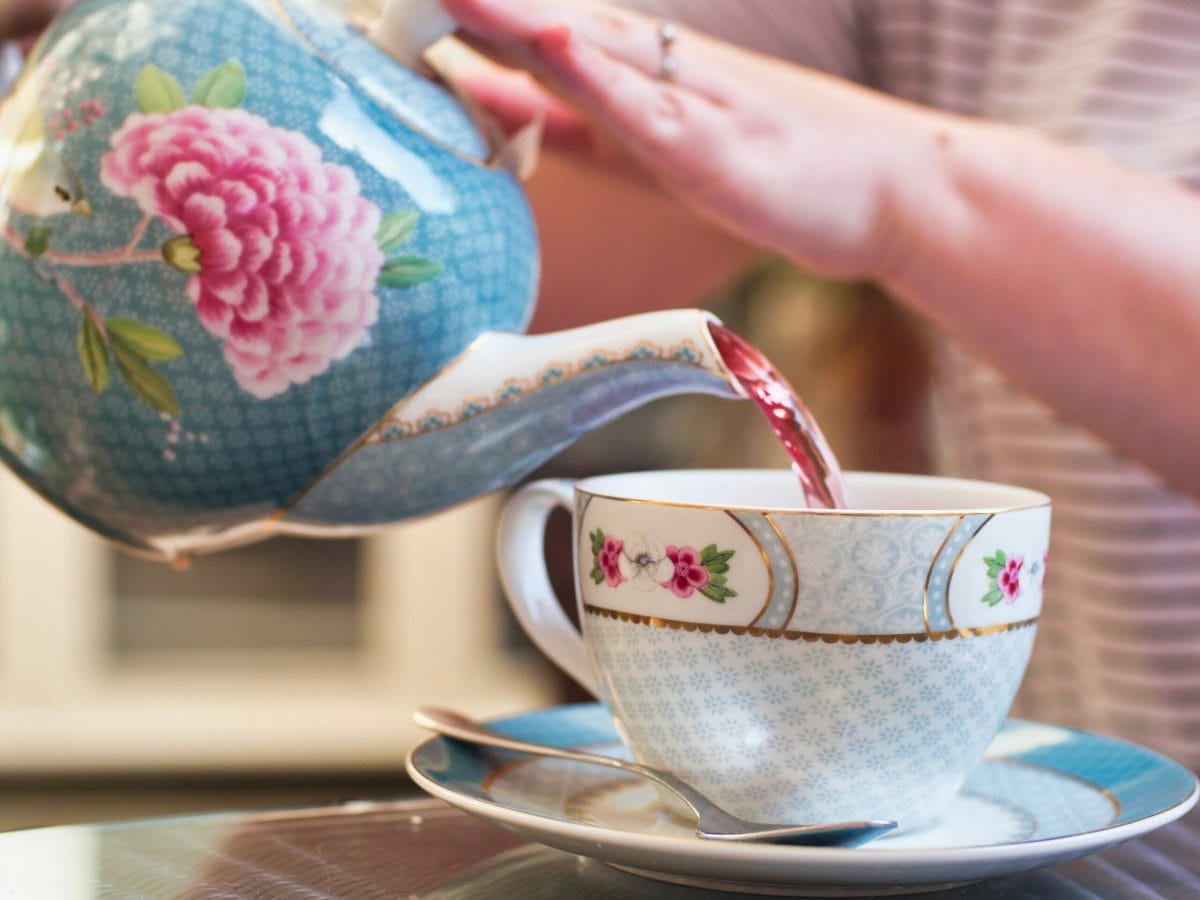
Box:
729;511;797;629
583;611;1037;827
924;513;991;631
770;513;956;634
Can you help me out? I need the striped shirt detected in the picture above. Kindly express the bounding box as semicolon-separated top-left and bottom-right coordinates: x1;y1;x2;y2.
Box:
624;0;1200;769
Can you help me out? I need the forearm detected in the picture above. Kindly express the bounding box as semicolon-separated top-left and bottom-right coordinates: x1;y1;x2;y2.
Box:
876;115;1200;496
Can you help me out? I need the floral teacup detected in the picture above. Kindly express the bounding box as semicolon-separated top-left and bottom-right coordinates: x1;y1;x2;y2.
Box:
497;470;1051;830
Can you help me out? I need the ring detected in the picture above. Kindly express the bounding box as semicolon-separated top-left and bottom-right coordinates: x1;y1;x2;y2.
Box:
656;21;679;80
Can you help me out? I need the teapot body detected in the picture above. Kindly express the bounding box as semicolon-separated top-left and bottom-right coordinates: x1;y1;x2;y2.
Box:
0;0;538;555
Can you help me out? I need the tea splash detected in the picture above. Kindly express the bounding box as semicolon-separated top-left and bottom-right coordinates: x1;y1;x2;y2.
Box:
708;323;852;509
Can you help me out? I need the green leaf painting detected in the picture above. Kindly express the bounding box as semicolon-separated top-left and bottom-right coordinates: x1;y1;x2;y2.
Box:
74;314;184;415
112;336;180;416
699;574;736;604
589;527;606;585
984;550;1007;578
191;61;248;109
77;317;110;395
378;256;444;289
374;211;443;289
135;65;187;114
105;319;183;362
25;226;52;257
700;544;734;574
375;211;420;254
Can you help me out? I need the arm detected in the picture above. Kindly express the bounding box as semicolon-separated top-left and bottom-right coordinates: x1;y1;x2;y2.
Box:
442;0;1200;498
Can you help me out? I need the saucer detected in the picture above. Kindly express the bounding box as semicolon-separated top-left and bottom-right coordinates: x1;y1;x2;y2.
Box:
406;703;1198;896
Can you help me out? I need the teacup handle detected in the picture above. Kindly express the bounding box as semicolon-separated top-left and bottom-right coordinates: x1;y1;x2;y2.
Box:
496;478;599;696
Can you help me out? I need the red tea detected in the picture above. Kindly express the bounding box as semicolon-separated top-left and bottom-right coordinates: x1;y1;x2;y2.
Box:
708;322;851;509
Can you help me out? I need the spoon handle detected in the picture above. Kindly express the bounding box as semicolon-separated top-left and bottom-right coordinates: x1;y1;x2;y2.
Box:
413;706;704;815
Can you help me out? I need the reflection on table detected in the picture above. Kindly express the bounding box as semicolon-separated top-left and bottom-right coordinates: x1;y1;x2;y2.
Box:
0;795;1197;898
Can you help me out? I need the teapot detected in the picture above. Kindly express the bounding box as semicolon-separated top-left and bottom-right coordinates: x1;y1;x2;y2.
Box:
0;0;743;562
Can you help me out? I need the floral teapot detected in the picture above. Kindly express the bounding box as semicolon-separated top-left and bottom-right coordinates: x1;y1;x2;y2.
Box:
0;0;743;562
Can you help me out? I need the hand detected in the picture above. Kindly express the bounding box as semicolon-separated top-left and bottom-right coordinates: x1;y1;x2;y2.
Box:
441;0;947;282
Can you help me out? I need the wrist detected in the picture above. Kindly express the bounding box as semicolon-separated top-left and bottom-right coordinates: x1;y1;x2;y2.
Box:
866;107;981;297
869;112;1063;312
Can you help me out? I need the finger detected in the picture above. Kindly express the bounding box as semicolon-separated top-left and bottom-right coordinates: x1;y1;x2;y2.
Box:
531;23;735;198
442;0;733;101
451;63;599;153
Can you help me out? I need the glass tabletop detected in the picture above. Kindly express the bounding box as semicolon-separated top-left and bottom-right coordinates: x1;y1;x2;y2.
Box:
0;794;1198;898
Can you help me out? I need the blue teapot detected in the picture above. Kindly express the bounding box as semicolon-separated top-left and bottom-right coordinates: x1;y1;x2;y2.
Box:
0;0;742;562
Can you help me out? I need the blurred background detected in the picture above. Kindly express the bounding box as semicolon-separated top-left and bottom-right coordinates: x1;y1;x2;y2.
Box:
0;257;932;833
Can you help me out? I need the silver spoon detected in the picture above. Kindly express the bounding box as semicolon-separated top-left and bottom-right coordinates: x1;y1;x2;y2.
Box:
414;706;896;847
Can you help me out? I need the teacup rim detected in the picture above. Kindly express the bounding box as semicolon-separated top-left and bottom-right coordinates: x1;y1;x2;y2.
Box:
573;469;1051;516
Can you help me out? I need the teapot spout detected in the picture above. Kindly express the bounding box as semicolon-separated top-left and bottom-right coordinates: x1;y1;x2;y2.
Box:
281;310;741;531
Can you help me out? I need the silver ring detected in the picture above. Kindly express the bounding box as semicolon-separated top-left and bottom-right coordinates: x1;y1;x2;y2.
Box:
656;21;679;80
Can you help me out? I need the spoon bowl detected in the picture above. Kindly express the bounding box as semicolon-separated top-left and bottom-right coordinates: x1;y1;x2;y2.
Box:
414;707;896;848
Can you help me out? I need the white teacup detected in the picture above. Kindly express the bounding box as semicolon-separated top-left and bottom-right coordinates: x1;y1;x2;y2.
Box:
497;470;1051;830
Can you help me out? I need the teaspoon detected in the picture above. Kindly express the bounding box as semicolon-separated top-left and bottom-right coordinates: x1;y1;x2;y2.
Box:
414;707;896;847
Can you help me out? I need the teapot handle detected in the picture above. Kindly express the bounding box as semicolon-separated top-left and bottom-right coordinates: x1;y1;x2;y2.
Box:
496;479;600;696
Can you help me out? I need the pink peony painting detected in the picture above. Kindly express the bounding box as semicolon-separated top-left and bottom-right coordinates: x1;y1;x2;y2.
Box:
101;105;385;398
4;59;441;414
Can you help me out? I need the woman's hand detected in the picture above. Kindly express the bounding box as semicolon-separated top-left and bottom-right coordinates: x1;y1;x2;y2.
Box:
441;0;944;284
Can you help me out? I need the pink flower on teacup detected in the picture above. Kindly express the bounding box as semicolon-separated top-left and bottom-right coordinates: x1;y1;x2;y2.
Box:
998;555;1024;604
661;545;711;598
982;549;1026;606
598;535;626;587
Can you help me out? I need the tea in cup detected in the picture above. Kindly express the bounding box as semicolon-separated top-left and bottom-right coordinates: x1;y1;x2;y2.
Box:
497;470;1051;830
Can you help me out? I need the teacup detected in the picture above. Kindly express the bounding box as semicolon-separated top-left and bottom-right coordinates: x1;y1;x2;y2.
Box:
497;470;1051;830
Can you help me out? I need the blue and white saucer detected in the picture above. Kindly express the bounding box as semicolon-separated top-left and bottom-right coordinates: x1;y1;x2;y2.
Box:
406;703;1198;896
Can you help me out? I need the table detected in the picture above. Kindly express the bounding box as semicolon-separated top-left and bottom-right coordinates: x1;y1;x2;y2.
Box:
0;795;1197;898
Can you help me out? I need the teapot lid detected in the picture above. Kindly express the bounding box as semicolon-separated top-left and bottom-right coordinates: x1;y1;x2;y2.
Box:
272;0;489;163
